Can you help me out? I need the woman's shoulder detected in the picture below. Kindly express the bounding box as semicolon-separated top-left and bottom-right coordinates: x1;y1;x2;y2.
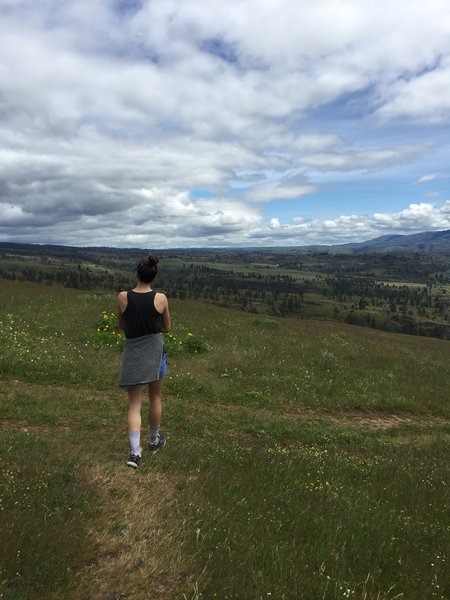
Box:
154;291;168;313
154;291;168;303
118;290;128;309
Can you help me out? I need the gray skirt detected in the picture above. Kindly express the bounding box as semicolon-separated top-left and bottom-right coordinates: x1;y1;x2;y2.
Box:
119;333;164;388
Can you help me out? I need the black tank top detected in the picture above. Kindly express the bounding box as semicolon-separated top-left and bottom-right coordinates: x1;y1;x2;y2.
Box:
123;290;163;339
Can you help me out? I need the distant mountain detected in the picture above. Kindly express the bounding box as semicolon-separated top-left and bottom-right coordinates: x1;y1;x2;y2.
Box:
290;229;450;254
266;229;450;254
1;229;449;255
337;229;450;254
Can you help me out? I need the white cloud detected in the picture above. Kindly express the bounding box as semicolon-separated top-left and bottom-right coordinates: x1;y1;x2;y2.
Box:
375;59;450;123
269;218;281;229
0;1;449;247
2;198;448;248
247;202;450;246
417;174;438;183
301;145;423;172
248;183;318;203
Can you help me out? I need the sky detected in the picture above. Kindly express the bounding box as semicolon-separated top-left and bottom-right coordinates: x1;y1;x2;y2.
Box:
0;0;449;248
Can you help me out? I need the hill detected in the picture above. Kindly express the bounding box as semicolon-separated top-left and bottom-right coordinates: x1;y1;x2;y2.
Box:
339;229;450;254
0;280;449;599
290;229;450;254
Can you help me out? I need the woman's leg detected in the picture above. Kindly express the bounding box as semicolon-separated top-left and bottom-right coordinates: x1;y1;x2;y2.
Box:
148;378;163;427
148;378;164;446
128;385;143;455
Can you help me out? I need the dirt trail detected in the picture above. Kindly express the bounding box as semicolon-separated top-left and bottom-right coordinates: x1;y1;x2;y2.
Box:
0;419;71;434
205;401;449;432
291;407;449;431
67;466;191;600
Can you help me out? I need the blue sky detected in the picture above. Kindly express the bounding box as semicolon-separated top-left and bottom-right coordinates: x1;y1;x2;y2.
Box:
0;0;449;247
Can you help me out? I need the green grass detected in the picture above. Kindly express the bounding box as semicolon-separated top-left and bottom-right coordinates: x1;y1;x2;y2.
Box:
167;431;447;599
0;430;97;599
0;279;449;599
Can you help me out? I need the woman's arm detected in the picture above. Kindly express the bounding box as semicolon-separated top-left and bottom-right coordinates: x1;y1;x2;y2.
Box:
117;291;127;330
155;292;171;333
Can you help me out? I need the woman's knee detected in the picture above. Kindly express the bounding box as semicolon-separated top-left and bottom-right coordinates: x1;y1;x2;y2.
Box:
149;393;161;405
148;379;163;401
128;385;142;405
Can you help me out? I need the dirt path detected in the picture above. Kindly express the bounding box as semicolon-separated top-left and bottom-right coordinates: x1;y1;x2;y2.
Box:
289;407;449;431
67;465;190;600
203;401;449;432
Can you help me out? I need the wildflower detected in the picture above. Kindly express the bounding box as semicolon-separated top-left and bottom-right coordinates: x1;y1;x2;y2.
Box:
187;332;193;337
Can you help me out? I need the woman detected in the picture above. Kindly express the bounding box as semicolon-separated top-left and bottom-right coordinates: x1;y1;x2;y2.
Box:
118;254;171;468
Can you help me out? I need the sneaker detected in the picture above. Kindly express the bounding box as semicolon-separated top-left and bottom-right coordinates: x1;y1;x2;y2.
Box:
149;432;167;454
126;453;141;468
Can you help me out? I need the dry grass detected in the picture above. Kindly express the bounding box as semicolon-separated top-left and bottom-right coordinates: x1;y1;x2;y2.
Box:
69;465;190;600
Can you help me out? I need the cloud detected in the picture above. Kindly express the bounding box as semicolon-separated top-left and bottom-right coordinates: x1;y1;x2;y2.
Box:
248;202;450;246
2;197;448;248
248;183;318;203
375;59;450;123
301;145;423;172
417;174;438;183
0;1;449;247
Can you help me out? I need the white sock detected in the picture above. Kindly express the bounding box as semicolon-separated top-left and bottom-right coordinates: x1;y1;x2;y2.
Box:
128;430;141;455
149;425;160;445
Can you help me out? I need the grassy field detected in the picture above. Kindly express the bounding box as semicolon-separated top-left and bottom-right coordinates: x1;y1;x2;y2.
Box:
0;279;449;600
2;246;450;342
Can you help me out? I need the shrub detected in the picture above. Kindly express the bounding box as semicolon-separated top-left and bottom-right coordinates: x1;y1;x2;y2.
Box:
84;311;124;349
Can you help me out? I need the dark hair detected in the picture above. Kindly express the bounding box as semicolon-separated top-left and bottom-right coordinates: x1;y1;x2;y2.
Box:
136;253;159;283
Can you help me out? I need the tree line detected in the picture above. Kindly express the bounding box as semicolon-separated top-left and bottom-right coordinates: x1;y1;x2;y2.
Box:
1;245;449;340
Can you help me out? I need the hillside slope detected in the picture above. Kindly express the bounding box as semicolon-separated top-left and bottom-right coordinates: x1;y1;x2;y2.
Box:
0;281;449;600
344;228;450;253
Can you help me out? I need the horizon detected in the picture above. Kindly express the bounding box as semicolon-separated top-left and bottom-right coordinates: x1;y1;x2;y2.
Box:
1;1;450;247
2;227;448;252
